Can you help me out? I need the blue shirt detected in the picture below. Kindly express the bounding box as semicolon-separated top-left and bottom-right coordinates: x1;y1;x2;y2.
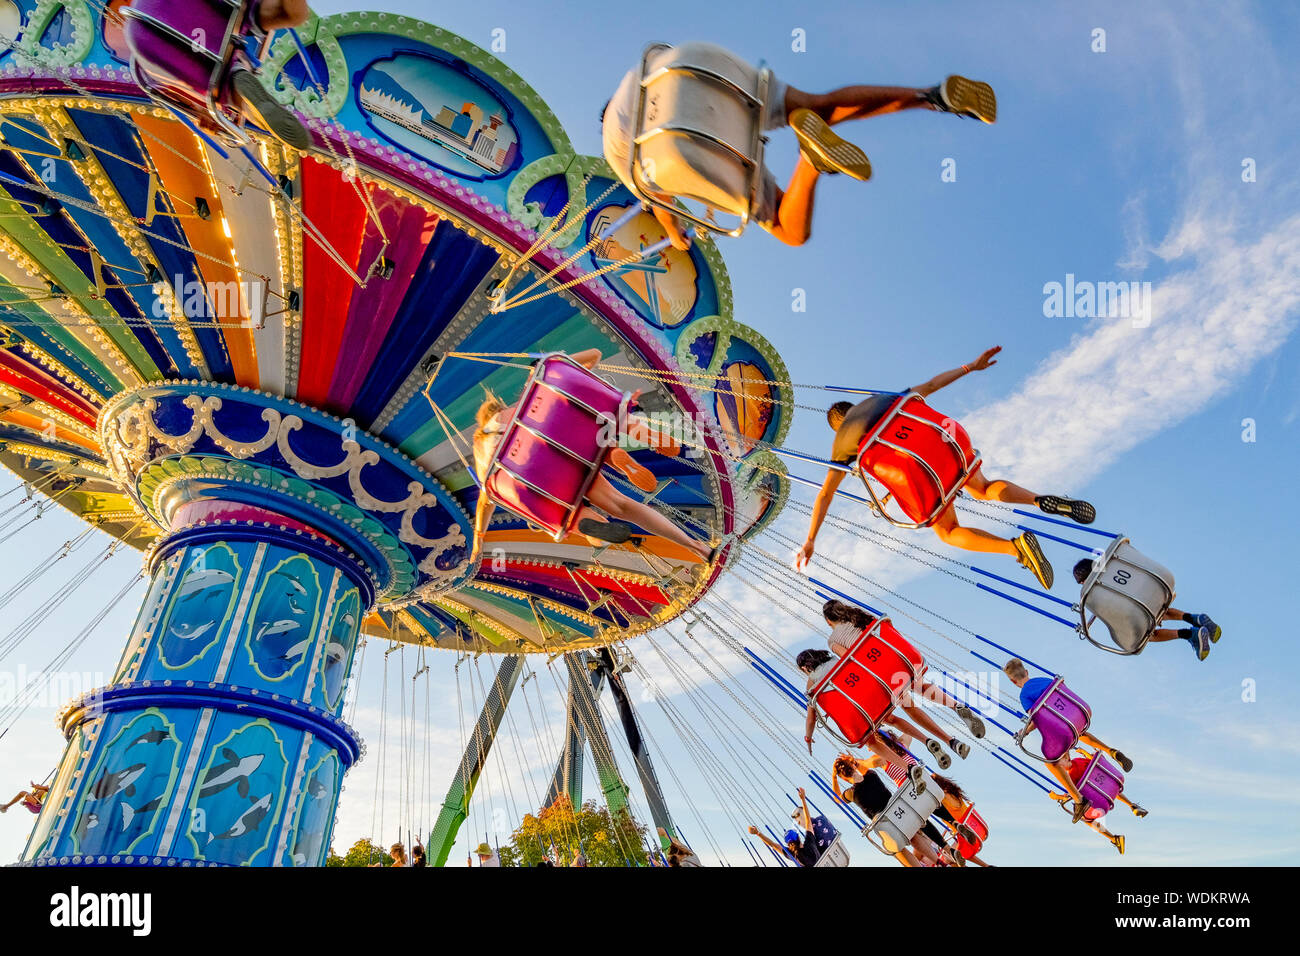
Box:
1019;676;1053;713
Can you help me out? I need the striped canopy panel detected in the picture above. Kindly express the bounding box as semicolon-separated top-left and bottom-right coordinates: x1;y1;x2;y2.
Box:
0;3;792;652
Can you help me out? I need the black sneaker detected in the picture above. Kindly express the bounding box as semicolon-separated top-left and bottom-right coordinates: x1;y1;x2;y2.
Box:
1036;495;1096;525
232;66;312;151
578;518;634;544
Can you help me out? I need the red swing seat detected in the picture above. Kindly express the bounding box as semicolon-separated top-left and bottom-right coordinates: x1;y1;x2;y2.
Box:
809;617;926;747
955;803;988;859
854;392;981;529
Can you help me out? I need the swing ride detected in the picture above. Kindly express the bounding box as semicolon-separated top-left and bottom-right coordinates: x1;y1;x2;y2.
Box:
0;2;1222;870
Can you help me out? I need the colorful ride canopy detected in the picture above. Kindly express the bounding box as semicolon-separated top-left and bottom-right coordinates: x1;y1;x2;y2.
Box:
0;4;791;653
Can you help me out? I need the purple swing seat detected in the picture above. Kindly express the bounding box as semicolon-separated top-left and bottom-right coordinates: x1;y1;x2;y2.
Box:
1018;676;1092;763
122;0;270;143
483;354;631;542
1076;752;1125;816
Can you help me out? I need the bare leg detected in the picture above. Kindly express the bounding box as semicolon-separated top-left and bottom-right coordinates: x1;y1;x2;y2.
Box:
1047;761;1083;803
1115;792;1140;811
1148;629;1184;643
931;504;1017;556
785;86;934;126
864;733;911;767
882;711;939;744
623;416;680;457
256;0;310;31
965;467;1039;505
898;702;952;743
1079;732;1121;758
1;791;31;812
894;848;921;868
1086;818;1116;841
918;680;961;711
766;155;822;247
910;834;941;866
586;474;710;559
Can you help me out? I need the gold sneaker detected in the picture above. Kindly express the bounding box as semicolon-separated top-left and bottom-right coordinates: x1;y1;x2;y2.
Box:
1013;531;1054;589
936;75;997;124
789;108;872;180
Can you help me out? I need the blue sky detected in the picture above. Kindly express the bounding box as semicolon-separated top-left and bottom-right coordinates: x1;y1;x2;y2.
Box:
3;0;1299;866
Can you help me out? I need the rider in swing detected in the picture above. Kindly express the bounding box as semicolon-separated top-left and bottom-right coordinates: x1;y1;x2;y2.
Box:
795;346;1096;590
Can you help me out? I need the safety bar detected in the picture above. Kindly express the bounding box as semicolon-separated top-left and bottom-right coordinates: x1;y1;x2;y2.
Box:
484;353;631;541
854;392;981;529
1074;535;1171;656
809;616;919;748
627;43;771;238
1013;675;1091;763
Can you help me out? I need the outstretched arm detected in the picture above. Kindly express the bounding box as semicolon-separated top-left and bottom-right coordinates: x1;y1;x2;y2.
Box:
795;469;846;570
747;826;785;856
911;346;1002;399
803;704;819;753
797;787;813;831
571;349;603;370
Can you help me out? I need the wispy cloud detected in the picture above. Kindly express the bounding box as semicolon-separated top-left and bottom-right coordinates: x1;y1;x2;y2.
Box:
967;213;1300;490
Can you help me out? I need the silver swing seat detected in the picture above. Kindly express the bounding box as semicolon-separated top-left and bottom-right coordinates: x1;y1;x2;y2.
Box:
813;832;851;867
863;778;942;857
1075;536;1175;656
628;42;773;237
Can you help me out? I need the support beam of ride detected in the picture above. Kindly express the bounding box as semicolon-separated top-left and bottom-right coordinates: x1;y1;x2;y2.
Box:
427;655;523;867
564;652;631;817
543;664;606;809
594;648;677;841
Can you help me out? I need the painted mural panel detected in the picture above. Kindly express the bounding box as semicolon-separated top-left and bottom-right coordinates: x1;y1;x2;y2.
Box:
187;718;288;866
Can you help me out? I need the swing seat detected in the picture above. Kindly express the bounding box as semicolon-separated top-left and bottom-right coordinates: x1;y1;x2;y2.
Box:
810;618;926;747
122;0;271;146
864;777;943;857
1076;537;1175;656
813;832;851;867
484;354;632;542
1075;752;1125;817
1016;676;1092;763
629;42;773;237
855;393;981;529
955;804;988;860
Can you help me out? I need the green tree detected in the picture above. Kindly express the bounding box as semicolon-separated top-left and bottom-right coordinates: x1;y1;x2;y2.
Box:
326;837;395;867
496;796;648;867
